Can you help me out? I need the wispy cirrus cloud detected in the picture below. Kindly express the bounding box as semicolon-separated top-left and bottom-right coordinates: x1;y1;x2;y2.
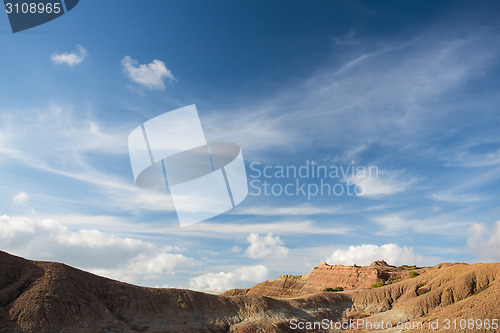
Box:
0;104;177;214
430;167;500;204
181;220;354;238
231;203;340;216
345;170;418;197
373;214;470;236
445;148;500;168
205;30;498;159
0;104;128;161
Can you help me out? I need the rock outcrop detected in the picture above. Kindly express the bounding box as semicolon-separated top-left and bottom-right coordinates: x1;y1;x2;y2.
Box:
223;274;309;297
300;262;385;293
222;261;427;297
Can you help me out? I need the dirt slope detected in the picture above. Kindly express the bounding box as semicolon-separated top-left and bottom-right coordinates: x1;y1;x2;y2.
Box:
0;250;351;332
1;250;498;332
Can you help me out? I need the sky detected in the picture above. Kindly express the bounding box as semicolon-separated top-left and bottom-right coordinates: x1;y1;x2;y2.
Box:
1;0;500;293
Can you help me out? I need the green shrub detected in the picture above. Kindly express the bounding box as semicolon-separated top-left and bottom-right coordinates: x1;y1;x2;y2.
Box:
409;271;420;278
386;275;401;285
408;266;424;271
324;287;344;292
323;287;334;292
372;282;386;288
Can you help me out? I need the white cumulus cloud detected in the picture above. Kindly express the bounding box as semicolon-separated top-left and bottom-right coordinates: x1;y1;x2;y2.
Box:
0;214;195;285
51;45;88;66
189;265;269;293
467;221;500;262
244;232;289;258
325;243;432;266
121;56;175;90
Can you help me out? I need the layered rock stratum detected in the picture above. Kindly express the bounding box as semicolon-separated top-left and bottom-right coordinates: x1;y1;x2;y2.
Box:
0;250;499;332
222;260;428;297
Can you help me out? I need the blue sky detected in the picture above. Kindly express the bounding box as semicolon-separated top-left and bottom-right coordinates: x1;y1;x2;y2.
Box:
1;0;500;293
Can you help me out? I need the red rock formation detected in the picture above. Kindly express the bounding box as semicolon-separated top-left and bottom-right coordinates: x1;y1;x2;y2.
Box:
246;274;309;297
222;261;428;297
299;263;385;293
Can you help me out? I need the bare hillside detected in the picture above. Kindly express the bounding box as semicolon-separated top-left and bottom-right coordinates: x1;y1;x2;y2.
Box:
0;251;498;332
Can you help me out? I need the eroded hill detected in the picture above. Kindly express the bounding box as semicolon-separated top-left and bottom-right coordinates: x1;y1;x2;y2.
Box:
0;251;498;332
